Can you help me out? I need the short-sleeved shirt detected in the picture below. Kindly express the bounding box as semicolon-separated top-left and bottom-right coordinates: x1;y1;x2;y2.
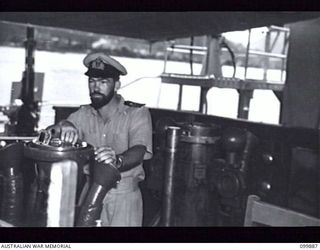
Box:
67;94;153;189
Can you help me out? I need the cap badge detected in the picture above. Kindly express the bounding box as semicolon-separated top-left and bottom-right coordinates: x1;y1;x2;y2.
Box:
91;58;105;70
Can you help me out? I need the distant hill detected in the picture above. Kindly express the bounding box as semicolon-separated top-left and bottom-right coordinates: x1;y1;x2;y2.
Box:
0;21;285;69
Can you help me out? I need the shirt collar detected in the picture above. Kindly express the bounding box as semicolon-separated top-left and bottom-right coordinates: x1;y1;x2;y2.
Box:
117;95;127;114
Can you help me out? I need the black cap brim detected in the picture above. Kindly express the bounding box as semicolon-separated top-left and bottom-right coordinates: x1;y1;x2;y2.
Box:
85;66;121;78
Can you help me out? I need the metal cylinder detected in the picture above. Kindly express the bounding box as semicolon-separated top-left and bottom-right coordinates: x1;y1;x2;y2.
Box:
175;122;221;226
0;142;24;226
178;122;221;187
165;126;180;150
1;169;23;226
161;126;180;226
24;139;94;227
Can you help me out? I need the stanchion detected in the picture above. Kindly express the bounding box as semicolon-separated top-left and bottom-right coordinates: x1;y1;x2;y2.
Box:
160;126;180;226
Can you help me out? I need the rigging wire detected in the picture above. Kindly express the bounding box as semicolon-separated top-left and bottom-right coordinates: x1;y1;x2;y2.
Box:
119;76;161;89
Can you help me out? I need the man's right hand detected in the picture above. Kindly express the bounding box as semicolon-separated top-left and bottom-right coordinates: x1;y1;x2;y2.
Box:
46;120;79;145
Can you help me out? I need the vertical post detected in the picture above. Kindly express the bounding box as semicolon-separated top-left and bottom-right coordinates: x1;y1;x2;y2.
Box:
177;85;183;111
244;29;251;80
161;126;180;226
237;90;253;119
23;26;36;104
199;35;222;114
199;87;209;114
281;31;289;82
263;28;271;81
201;35;222;77
189;36;194;76
16;25;39;136
163;41;169;73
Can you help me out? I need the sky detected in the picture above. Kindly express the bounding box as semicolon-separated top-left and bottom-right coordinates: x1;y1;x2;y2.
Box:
223;27;269;46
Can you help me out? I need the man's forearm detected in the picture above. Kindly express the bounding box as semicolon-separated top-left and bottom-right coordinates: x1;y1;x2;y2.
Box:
116;145;146;172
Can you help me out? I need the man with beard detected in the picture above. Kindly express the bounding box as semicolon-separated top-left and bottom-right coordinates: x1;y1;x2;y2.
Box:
48;52;153;226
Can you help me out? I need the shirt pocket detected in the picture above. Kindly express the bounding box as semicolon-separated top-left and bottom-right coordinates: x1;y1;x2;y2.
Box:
112;132;129;154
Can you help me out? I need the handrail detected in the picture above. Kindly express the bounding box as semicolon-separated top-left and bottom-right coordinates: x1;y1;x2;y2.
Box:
249;50;287;59
167;45;207;51
0;136;36;141
160;73;284;91
166;48;206;55
269;25;290;32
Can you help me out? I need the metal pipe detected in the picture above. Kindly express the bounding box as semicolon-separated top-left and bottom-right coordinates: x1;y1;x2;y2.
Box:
240;131;258;174
249;50;287;59
161;126;180;226
263;30;271;81
167;48;206;55
167;45;208;51
199;87;209;114
177;85;183;111
189;36;194;76
244;29;251;80
237;90;253;119
163;41;170;73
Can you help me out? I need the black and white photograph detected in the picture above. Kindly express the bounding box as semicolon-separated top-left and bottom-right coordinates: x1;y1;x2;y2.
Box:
0;11;319;243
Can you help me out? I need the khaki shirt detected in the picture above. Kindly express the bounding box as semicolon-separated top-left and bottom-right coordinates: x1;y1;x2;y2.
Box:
67;94;153;189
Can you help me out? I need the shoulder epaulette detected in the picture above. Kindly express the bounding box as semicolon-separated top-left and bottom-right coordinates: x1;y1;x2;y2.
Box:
124;101;145;108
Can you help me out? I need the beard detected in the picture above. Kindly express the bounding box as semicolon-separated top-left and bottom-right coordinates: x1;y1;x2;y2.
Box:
90;91;115;109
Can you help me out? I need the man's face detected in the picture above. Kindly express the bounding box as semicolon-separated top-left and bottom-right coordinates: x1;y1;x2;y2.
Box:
88;77;116;109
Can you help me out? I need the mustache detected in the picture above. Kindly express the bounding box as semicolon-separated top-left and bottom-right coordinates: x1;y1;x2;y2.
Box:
90;92;104;96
